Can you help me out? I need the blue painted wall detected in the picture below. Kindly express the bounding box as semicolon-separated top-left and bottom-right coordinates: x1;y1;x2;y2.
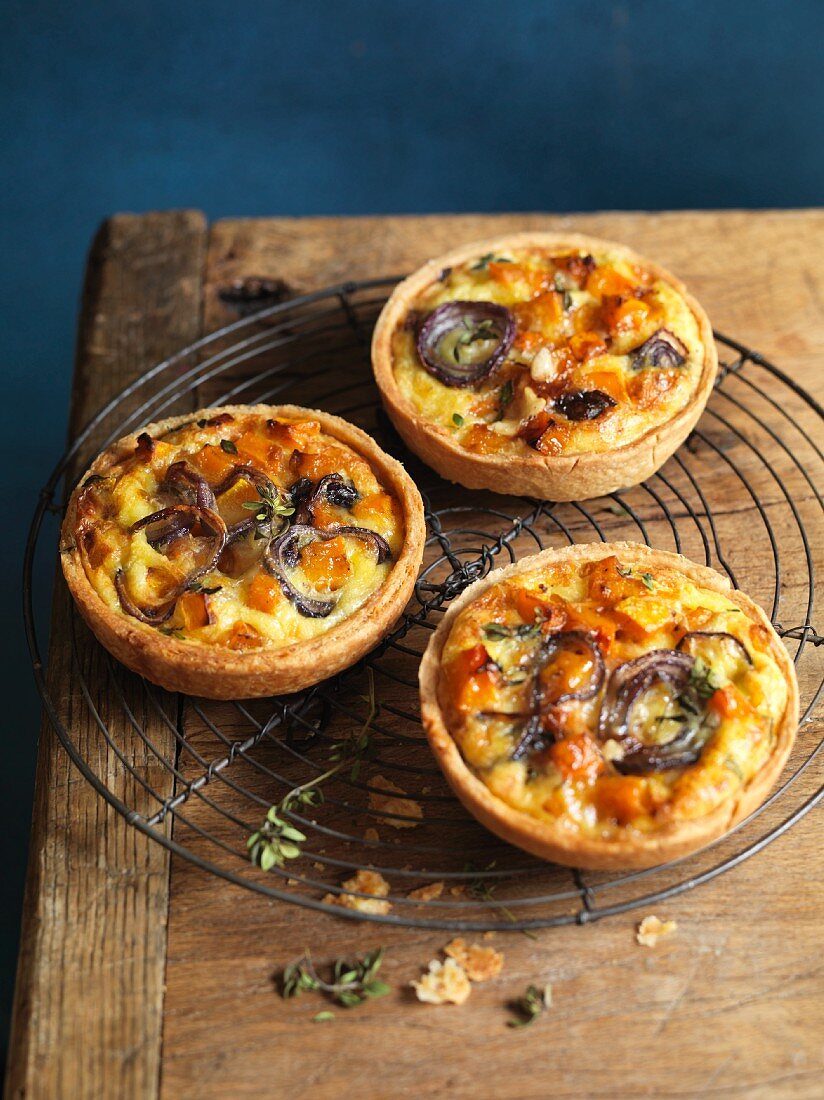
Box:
2;0;822;1062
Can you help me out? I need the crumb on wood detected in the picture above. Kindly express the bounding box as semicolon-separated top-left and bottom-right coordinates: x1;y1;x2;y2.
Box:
449;884;467;898
444;937;504;982
411;957;471;1005
363;827;380;843
408;881;444;902
322;869;392;915
368;775;423;829
636;914;677;947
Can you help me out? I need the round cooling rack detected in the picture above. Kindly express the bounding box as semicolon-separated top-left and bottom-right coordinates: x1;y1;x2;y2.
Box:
24;277;824;932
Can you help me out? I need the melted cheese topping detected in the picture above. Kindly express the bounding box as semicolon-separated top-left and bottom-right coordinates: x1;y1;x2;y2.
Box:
74;413;404;650
392;246;706;456
438;555;787;837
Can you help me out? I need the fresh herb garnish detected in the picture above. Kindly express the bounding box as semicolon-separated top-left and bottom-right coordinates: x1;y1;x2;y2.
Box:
185;581;222;595
313;1011;335;1023
507;983;552;1028
470;252;512;272
282;948;389;1008
329;668;377;781
251;671;376;865
453;317;498;362
242;481;296;539
465;862;536;938
220;438;238;454
607;502;631;517
452;412;465;428
554;279;573;311
248;791;317;871
689;656;722;699
496;379;514;421
483;622;540;641
617;565;655;591
158;627;186;640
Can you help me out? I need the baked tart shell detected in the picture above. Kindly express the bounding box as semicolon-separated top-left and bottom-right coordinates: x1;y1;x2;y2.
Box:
60;404;426;699
419;542;798;870
372;233;718;500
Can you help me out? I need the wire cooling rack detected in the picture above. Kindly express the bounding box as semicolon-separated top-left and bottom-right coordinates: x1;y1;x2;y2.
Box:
24;278;824;931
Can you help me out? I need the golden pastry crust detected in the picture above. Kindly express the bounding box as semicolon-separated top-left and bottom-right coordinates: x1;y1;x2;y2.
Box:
419;542;798;870
372;233;717;500
60;404;426;699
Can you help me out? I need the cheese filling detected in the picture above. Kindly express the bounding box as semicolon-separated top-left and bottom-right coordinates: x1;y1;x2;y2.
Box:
72;413;405;650
438;555;787;838
392;246;706;457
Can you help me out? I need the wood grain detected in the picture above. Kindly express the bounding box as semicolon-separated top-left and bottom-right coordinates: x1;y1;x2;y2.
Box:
8;210;823;1100
5;211;207;1100
163;211;823;1100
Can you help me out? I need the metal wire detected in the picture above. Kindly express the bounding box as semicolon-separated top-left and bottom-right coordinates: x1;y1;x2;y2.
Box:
23;279;824;931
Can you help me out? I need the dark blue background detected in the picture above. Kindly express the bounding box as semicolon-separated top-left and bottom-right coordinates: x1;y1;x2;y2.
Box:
3;0;822;1063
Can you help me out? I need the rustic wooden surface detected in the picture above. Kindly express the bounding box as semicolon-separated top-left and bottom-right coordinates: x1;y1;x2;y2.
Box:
8;210;824;1100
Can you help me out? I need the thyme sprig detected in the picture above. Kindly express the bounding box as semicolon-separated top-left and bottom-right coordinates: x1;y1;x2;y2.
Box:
329;667;377;780
247;782;324;871
282;947;390;1008
242;481;296;539
483;622;540;641
249;670;378;867
507;983;552;1028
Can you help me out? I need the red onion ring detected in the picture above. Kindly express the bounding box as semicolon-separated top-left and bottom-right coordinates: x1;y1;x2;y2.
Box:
416;300;515;387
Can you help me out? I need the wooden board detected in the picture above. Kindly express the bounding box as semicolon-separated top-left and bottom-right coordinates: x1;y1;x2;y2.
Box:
8;210;824;1100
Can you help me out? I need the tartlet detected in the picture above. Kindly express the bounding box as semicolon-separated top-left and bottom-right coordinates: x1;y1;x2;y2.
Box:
420;542;797;870
61;404;425;699
372;233;717;500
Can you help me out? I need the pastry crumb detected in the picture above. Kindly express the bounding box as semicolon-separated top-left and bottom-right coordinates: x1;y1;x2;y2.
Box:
363;827;380;843
411;957;471;1005
368;775;423;829
286;877;299;887
323;869;392;915
636;915;677;947
444;937;504;982
449;884;467;898
312;861;324;871
408;881;444;902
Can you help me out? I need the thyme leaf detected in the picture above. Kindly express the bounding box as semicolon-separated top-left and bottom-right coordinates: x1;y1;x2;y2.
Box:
220;438;238;455
507;983;551;1028
483;622;540;641
496;379;514;421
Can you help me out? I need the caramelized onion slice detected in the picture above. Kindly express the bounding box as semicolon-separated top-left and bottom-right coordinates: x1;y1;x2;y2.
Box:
532;631;605;708
509;632;605;761
630;328;687;371
263;523;390;618
553;389;617;421
294;473;360;525
598;650;705;773
162;461;217;511
416;301;515;387
676;630;752;668
130;503;228;589
212;464;275;499
114;569;174;626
